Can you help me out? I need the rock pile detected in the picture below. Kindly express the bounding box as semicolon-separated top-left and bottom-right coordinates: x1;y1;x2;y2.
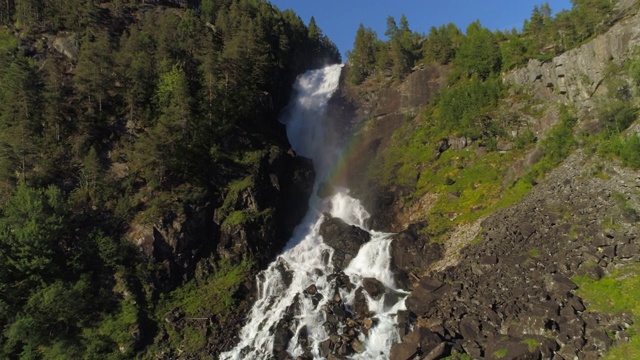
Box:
391;152;640;359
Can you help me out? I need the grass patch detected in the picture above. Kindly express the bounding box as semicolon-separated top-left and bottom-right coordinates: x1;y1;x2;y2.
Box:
0;29;18;52
522;337;540;351
443;351;474;360
574;263;640;359
221;207;275;228
528;248;540;259
493;348;508;358
156;257;255;318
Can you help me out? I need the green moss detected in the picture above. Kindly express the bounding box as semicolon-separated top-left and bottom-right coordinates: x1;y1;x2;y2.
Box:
574;263;640;359
221;207;275;228
0;29;18;52
442;351;474;360
493;348;508;358
156;257;255;318
182;324;207;353
217;176;255;220
522;337;540;351
528;248;540;259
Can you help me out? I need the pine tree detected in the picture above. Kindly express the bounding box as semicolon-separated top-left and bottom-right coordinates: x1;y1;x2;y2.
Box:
455;21;501;79
74;30;113;115
347;23;378;84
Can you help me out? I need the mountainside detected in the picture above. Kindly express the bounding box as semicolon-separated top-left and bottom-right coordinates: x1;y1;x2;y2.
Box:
0;0;341;358
328;0;640;359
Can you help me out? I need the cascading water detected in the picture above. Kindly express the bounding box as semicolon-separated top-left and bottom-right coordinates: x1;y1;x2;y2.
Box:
220;64;407;360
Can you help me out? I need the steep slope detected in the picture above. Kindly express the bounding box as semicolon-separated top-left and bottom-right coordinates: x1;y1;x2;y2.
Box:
0;1;341;358
330;1;640;359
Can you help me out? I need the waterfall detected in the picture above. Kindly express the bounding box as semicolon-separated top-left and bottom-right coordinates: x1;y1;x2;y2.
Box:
220;64;407;360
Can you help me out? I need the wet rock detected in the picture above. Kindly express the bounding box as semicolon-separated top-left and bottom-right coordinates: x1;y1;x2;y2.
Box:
353;287;370;318
275;258;294;288
304;284;318;295
351;338;365;353
297;326;310;351
362;317;375;330
272;319;294;358
319;339;332;358
303;284;324;308
362;277;386;299
319;217;370;270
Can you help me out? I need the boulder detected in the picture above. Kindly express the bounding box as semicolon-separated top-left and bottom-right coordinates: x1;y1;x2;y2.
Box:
52;34;79;60
319;216;370;270
362;277;386;299
390;223;443;289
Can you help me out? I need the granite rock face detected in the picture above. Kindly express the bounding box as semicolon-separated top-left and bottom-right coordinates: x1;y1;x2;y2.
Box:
505;6;640;111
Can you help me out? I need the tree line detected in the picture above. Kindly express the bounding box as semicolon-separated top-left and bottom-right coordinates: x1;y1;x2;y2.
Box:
347;0;618;85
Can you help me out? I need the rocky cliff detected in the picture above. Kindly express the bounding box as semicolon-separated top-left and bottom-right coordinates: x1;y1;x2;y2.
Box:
506;4;640;112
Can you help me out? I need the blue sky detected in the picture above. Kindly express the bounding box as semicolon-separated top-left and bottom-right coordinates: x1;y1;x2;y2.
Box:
269;0;573;60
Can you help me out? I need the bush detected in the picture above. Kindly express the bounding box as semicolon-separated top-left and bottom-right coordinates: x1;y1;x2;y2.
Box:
599;101;637;134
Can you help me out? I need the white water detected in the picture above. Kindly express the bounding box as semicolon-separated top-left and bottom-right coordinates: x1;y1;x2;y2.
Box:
220;64;407;360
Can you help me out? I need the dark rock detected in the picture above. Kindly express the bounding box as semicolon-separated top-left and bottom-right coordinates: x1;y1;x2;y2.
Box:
556;344;578;360
485;337;540;360
576;263;605;280
272;319;294;358
396;311;413;339
588;329;613;351
568;296;586;312
297;326;310;350
459;317;480;340
391;223;443;289
362;277;386;299
318;337;333;358
389;341;420;360
304;284;318;296
319;217;370;270
353;287;370;318
546;273;578;295
405;282;451;317
420;342;450;360
520;222;536;239
617;243;640;259
461;340;482;359
351;338;365;353
480;255;499;265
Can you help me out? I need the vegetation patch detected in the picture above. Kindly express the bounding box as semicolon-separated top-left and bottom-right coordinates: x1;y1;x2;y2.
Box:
493;348;508;358
574;263;640;359
522;337;540;351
